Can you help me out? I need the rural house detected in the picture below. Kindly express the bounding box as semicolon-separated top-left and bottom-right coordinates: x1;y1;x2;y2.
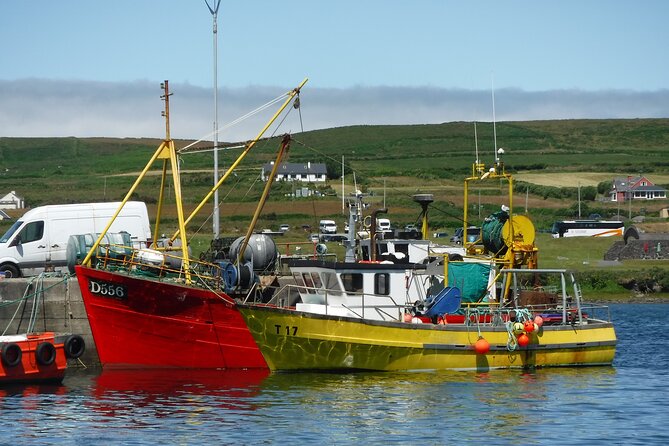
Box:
0;191;24;210
609;176;666;202
261;162;327;183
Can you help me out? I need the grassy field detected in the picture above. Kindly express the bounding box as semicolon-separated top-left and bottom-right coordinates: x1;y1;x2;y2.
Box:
1;118;668;298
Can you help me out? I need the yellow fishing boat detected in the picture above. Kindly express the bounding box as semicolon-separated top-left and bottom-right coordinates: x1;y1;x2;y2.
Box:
238;267;616;372
237;157;616;372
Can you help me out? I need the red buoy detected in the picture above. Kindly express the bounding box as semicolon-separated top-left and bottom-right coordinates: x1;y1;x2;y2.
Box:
517;333;530;347
524;320;535;333
474;337;490;354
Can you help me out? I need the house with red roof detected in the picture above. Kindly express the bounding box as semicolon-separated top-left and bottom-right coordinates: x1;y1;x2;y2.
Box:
609;175;666;202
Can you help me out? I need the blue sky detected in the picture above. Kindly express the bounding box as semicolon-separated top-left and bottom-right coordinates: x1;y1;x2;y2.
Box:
1;0;668;140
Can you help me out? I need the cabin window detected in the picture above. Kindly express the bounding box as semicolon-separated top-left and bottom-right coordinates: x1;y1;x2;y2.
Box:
17;221;44;244
341;273;363;293
375;273;390;295
311;273;323;294
302;273;314;290
321;272;342;296
293;272;306;293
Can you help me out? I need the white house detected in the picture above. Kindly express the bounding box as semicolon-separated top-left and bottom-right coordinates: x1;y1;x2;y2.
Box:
0;191;24;210
261;162;327;182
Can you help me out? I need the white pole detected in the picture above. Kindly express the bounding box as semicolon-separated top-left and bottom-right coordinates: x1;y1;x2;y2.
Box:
383;178;386;208
206;0;222;237
474;121;479;164
491;75;498;163
341;155;345;214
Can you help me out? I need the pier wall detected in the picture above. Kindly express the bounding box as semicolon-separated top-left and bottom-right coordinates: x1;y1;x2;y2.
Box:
0;275;99;368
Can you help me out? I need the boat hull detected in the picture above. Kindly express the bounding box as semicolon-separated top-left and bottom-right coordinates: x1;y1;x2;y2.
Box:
0;332;68;384
238;305;617;372
75;265;267;369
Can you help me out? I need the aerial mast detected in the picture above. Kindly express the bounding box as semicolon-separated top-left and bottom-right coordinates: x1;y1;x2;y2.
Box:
205;0;222;237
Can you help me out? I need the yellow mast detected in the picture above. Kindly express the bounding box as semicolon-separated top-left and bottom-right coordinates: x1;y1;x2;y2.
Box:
169;78;308;243
82;80;192;283
236;134;291;264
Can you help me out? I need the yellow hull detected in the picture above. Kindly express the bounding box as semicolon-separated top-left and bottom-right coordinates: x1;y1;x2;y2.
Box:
238;305;616;372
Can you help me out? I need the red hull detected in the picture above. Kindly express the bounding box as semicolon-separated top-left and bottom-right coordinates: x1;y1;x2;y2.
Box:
74;265;267;369
0;332;68;384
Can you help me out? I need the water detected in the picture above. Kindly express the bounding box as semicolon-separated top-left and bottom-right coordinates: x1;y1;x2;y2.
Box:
1;304;667;445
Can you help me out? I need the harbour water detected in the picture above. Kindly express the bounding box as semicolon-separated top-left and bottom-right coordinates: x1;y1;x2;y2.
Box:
1;303;667;445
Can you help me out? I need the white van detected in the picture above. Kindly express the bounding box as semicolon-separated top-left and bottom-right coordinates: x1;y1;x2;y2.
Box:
319;219;337;234
0;202;151;277
377;218;391;232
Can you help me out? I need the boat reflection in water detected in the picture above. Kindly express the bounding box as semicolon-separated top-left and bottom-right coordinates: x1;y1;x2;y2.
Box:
90;368;271;415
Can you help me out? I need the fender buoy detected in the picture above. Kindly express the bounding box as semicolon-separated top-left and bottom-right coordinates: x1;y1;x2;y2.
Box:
1;343;22;367
36;342;56;366
64;335;86;359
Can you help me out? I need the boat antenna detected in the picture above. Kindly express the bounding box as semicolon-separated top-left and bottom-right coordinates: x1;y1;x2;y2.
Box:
491;75;498;163
474;121;479;164
205;0;222;238
341;155;345;214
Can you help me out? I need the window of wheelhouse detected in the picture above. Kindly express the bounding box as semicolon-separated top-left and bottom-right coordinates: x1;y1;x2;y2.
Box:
321;272;342;296
302;272;315;290
375;273;390;295
340;273;363;293
292;272;306;293
310;272;323;294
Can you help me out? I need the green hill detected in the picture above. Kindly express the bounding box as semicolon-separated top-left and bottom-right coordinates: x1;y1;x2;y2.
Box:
1;118;668;232
2;119;668;296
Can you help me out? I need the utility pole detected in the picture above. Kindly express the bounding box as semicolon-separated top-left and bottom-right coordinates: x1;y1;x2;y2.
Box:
205;0;222;237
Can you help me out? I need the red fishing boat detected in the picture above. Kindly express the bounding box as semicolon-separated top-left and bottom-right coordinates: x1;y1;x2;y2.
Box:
73;79;306;369
0;332;85;384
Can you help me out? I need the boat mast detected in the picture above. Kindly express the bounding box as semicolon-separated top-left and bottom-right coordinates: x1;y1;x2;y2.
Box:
205;0;222;238
169;78;308;243
82;81;191;283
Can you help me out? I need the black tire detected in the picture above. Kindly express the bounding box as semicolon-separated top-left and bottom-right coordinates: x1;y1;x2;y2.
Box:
1;343;22;367
64;335;86;359
0;263;20;278
36;342;56;366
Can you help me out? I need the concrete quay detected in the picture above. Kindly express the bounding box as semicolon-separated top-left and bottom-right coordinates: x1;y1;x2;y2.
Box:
0;274;99;368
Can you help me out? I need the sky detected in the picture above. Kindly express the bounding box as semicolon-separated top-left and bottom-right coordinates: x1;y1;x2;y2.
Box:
1;0;668;141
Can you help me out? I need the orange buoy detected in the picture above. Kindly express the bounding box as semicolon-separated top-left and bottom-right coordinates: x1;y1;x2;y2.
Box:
534;315;544;327
517;333;530;347
403;313;413;323
474;337;490;354
524;320;535;333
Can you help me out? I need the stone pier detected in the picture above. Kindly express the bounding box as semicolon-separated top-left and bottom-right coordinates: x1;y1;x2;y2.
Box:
0;274;99;368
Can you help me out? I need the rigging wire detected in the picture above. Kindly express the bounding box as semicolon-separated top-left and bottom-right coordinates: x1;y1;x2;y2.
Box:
177;91;292;154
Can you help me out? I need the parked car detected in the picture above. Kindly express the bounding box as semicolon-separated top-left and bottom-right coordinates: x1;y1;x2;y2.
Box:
279;224;290;232
319;219;337;234
404;224;419;232
309;233;321;243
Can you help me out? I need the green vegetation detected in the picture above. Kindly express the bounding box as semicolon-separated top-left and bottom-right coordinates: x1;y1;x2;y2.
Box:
1;118;668;299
